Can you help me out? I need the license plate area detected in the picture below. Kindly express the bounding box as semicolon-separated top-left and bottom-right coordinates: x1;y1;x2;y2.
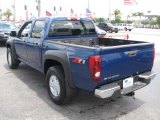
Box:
123;77;134;88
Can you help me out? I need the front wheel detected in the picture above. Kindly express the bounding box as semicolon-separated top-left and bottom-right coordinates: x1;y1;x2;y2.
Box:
7;47;20;69
46;66;73;105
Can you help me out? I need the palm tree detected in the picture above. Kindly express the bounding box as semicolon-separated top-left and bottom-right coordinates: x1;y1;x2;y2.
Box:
127;14;131;22
137;12;144;24
3;9;13;21
132;12;137;18
147;10;152;25
113;9;121;23
147;10;151;14
114;9;121;20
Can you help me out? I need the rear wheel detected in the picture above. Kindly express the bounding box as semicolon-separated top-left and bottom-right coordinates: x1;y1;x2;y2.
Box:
7;47;20;69
109;30;112;33
124;27;127;31
46;66;73;105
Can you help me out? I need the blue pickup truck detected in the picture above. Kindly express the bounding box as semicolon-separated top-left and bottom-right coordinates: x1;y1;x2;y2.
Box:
6;17;156;105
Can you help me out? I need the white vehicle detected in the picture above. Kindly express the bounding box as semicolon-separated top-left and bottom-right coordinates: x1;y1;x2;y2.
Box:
115;23;134;31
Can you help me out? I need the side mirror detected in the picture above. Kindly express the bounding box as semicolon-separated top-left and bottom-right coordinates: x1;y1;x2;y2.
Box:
10;31;17;37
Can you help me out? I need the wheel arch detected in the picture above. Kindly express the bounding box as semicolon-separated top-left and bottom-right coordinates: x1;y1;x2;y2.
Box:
43;50;75;89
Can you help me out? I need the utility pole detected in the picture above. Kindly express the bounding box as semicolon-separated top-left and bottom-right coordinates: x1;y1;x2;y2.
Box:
37;0;41;17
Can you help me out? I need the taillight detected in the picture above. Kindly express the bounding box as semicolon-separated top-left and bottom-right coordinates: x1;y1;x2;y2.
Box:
70;18;77;20
67;17;80;21
89;55;101;82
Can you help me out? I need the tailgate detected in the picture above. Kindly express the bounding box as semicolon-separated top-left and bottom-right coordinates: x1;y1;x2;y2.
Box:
100;43;154;84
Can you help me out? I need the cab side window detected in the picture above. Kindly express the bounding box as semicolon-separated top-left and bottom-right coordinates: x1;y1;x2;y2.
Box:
31;21;45;38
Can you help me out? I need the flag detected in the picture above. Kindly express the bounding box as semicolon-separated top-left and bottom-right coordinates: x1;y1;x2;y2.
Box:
46;11;52;16
86;8;93;18
124;0;138;5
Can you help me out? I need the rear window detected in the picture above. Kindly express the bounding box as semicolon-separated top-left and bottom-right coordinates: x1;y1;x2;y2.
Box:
48;20;96;37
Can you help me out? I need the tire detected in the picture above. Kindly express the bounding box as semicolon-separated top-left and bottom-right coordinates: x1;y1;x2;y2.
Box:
124;28;127;31
46;66;73;105
7;47;20;69
109;30;112;33
129;29;131;31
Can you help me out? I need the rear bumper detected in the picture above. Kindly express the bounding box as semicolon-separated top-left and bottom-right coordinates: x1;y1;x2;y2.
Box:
95;71;156;99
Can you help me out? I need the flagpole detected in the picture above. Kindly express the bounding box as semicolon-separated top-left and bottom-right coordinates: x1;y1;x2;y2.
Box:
88;0;90;9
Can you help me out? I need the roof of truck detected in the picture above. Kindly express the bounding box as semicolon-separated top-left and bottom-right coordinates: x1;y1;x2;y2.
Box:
30;16;92;21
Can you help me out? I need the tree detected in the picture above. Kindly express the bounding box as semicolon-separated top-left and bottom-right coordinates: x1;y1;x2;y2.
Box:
3;9;13;21
127;14;131;22
156;16;160;26
147;10;151;14
131;12;138;21
132;12;144;24
115;16;121;23
114;9;121;23
137;12;144;24
95;17;105;23
114;9;121;19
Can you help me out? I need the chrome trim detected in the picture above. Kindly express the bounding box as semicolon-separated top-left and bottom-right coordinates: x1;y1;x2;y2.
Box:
95;72;156;99
138;72;156;80
95;83;120;99
121;82;146;94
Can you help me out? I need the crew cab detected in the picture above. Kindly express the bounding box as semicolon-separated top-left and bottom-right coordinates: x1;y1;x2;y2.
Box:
6;17;156;105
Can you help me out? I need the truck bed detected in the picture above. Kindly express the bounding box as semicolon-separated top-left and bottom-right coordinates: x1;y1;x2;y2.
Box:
98;38;145;46
60;38;146;47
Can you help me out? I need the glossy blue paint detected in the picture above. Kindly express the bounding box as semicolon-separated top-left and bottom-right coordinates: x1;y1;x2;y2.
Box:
99;44;154;87
13;17;154;92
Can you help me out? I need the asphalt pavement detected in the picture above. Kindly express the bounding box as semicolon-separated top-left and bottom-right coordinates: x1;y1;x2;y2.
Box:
0;28;160;120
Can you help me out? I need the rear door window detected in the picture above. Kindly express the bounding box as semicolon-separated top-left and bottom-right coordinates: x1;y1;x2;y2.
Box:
31;20;46;38
48;20;96;37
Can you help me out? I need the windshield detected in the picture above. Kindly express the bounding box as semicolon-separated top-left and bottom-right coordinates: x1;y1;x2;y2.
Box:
0;22;17;29
48;20;96;37
107;23;113;27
